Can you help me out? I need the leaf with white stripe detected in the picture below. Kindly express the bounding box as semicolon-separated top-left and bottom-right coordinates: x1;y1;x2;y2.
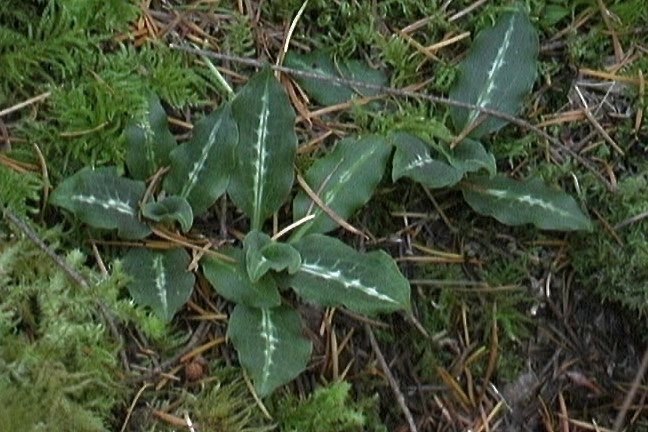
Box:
390;132;463;188
229;68;297;230
443;138;496;177
163;104;238;216
292;136;391;238
141;195;193;232
123;248;195;322
244;230;301;282
202;247;281;309
50;167;151;239
289;234;411;316
284;51;388;106
228;304;312;397
461;176;592;231
449;8;539;137
125;93;176;180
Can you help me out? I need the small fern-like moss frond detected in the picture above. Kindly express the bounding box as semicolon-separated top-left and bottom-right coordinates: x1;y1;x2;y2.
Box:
0;165;42;217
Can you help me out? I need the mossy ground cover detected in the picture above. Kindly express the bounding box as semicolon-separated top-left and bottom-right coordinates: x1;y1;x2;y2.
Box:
1;0;647;431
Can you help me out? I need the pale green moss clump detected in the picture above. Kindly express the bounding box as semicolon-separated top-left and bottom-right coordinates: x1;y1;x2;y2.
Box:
272;381;387;432
0;238;125;431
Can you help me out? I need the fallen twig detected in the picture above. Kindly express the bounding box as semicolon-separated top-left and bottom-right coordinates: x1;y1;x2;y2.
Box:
171;44;616;191
2;206;129;370
613;346;648;432
365;323;419;432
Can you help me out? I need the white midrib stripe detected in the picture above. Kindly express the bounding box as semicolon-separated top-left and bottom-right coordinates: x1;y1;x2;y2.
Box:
71;194;135;216
181;115;224;199
485;188;571;218
300;262;397;304
260;309;278;389
404;153;434;171
321;145;379;211
152;256;168;317
468;15;516;125
252;84;271;227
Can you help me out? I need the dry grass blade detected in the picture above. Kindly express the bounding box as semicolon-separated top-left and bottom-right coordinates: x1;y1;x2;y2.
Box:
0;153;39;172
0;91;51;117
447;0;489;22
579;68;642;85
150;225;235;262
179;337;226;363
437;366;472;410
297;94;384;123
295;173;367;238
426;31;471;54
276;0;309;69
595;0;624;62
536;110;586;127
635;70;645;135
152;410;188;428
271;213;315;240
450;114;487;149
574;86;624;155
120;383;152;432
242;369;273;420
480;303;499;404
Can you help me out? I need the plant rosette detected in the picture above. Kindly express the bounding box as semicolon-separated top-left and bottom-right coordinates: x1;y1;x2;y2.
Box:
50;4;592;398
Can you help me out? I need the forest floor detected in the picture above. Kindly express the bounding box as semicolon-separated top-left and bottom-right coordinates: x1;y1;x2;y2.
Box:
1;1;647;431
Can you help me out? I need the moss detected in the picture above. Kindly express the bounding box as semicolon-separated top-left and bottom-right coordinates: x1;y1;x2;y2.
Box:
272;381;387;432
189;372;274;432
0;0;138;101
3;0;210;180
19;43;209;179
0;235;126;431
572;173;648;315
0;166;42;217
0;348;109;432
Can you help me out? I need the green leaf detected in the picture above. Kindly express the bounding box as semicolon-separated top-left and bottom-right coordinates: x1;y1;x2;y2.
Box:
49;167;151;239
449;8;539;137
444;138;496;177
229;67;297;230
461;176;593;231
289;235;411;316
292;136;391;238
390;132;463;188
141;195;193;232
125;93;177;180
244;230;302;282
123;248;195;322
202;247;281;308
163;104;238;216
284;51;387;106
228;304;312;397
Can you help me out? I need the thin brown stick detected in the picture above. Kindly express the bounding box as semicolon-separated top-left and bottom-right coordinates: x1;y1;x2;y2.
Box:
614;209;648;230
171;44;549;138
447;0;489;22
119;383;152;432
365;324;419;432
3;207;88;288
613;346;648;432
574;86;624;155
2;207;129;369
0;91;51;117
171;45;614;191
